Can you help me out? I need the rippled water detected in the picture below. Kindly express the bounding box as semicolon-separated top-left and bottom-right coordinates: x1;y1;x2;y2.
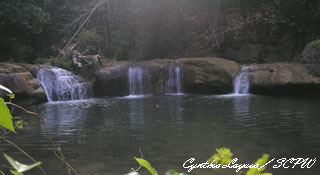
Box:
1;95;320;175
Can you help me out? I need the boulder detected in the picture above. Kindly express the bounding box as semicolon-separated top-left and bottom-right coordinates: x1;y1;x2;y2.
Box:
246;63;320;96
179;57;239;94
300;39;320;64
94;60;171;96
93;61;131;96
93;57;240;96
0;63;47;105
299;39;320;77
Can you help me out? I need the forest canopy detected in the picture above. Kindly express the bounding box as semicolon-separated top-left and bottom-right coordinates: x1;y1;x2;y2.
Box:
0;0;319;62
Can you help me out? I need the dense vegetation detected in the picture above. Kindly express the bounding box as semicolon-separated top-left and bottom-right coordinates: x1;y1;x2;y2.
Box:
0;0;319;62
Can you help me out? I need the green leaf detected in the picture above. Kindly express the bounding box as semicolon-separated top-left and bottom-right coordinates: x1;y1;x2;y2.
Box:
9;170;23;175
166;169;188;175
134;157;158;175
246;154;272;175
208;147;233;167
0;98;15;133
4;153;42;173
8;93;15;99
15;120;27;129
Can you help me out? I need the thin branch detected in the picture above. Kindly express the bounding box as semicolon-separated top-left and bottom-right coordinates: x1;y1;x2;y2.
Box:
4;138;47;175
133;148;144;172
62;10;92;34
0;117;27;140
55;0;107;60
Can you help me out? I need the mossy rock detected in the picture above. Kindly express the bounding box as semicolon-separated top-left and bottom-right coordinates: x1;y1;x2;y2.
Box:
310;39;320;49
305;64;320;77
301;39;320;64
50;57;73;71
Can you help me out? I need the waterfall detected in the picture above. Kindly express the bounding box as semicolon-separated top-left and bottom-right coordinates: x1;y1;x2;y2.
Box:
128;67;150;95
233;67;250;94
37;67;90;102
165;65;183;94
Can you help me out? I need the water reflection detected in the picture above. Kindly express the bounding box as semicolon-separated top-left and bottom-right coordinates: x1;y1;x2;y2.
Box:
166;96;183;124
233;95;250;114
232;95;254;127
41;102;88;136
128;98;145;127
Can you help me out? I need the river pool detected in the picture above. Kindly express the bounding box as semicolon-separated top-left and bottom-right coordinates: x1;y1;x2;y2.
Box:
1;95;320;175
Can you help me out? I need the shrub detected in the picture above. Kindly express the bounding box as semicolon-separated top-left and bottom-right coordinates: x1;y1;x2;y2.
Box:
50;56;73;70
310;39;320;49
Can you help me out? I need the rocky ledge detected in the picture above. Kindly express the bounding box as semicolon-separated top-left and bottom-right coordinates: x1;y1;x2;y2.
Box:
2;59;320;105
0;63;47;105
94;57;240;96
246;63;320;96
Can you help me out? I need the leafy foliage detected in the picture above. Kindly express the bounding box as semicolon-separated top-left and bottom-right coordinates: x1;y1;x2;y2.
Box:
78;29;103;46
14;120;27;129
208;147;233;165
1;0;320;62
130;148;272;175
50;56;73;70
134;157;158;175
0;84;15;133
0;98;15;133
310;39;320;49
207;148;272;175
3;153;41;175
8;93;15;99
129;157;187;175
246;154;272;175
0;0;50;62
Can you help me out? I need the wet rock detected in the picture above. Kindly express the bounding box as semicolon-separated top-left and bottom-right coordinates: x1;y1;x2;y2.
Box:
0;63;46;105
94;57;240;96
247;63;320;96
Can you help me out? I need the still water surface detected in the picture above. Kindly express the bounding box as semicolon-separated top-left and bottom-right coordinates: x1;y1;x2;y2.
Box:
1;95;320;175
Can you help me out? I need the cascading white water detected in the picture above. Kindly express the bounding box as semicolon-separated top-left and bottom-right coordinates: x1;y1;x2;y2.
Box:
165;65;183;94
128;67;150;95
233;67;250;94
37;67;90;102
